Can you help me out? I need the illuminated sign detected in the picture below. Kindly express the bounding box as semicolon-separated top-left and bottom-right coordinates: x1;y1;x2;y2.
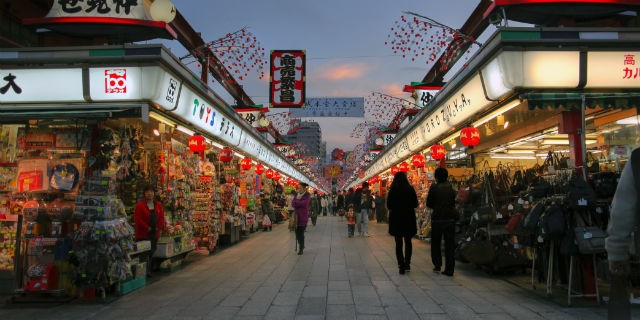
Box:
587;52;640;88
0;69;84;103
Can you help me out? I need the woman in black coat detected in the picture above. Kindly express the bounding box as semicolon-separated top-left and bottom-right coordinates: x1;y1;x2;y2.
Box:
386;172;419;274
426;167;457;276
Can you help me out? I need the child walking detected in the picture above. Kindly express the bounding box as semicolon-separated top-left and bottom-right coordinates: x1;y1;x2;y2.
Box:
346;204;356;237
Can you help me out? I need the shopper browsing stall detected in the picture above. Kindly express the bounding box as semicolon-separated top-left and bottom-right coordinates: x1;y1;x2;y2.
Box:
292;183;311;255
134;185;167;276
387;172;419;274
426;168;457;277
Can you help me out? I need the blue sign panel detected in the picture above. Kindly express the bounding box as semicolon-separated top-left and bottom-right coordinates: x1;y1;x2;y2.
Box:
290;97;364;117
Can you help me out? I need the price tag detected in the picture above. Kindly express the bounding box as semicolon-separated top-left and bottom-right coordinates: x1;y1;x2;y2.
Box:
507;204;514;211
578;198;588;206
584;232;593;239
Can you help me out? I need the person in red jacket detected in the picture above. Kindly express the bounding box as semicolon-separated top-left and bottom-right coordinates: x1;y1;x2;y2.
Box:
134;185;166;276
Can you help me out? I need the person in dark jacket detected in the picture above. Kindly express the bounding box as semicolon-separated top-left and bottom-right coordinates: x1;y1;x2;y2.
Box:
387;172;419;274
292;183;311;255
426;167;458;276
260;193;274;231
309;192;321;226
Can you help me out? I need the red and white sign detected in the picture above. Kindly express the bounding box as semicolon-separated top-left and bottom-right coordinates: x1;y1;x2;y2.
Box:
270;50;305;108
105;69;127;94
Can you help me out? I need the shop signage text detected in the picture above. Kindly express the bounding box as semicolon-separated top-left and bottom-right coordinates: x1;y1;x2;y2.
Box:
0;69;84;102
270;50;305;108
46;0;148;20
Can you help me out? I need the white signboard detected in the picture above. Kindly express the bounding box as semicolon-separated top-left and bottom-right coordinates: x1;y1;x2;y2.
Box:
587;52;640;88
89;67;143;101
46;1;149;20
174;86;242;146
0;69;84;102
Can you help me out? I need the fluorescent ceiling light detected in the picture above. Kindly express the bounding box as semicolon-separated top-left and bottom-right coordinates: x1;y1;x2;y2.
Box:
150;112;176;126
491;155;537;160
616;116;640;125
473;100;521;127
506;149;535;154
234;152;244;159
176;125;195;136
542;139;596;145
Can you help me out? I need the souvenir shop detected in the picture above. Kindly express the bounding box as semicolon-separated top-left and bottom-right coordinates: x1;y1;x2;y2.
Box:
0;44;313;300
358;27;640;305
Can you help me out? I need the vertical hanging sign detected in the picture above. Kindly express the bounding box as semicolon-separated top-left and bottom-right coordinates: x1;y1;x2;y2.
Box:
270;50;305;108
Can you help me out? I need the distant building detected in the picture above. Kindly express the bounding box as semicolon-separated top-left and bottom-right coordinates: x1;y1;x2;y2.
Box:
285;120;323;161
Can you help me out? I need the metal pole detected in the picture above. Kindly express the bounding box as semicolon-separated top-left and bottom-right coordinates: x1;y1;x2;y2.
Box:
581;95;587;180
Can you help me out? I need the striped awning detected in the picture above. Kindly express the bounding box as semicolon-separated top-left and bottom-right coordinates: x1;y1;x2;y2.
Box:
523;92;640;110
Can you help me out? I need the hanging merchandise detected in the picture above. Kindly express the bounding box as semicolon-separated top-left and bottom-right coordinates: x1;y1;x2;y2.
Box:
50;163;80;191
460;126;481;148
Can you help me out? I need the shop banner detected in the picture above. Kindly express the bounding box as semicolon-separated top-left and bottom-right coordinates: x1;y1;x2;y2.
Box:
587;51;640;88
394;138;411;160
174;86;242;147
413;89;438;109
236;109;267;127
417;75;490;146
324;165;342;179
270;50;305;108
45;1;149;20
0;69;84;103
381;133;396;146
406;126;427;152
290;97;364;117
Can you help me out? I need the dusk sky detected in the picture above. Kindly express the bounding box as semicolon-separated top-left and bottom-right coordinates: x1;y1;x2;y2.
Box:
163;0;502;155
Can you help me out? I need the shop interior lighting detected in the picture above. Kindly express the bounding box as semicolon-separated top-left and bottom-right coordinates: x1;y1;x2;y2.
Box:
506;149;536;154
496;114;505;126
153;129;160;136
441;131;461;144
149;112;177;126
234;152;244;159
490;154;537;160
503;121;509;129
176;125;195;136
616;115;640;125
472;100;521;128
542;139;597;145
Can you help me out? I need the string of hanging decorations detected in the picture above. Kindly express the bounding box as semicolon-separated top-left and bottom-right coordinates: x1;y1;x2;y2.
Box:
385;11;481;72
264;112;291;135
182;27;267;83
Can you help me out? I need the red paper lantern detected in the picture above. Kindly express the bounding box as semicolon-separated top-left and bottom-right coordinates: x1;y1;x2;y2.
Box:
255;164;264;175
265;169;274;179
273;172;281;181
411;154;425;168
240;157;252;170
398;161;410;172
188;135;206;153
218;147;233;163
460;126;481;147
430;144;446;160
390;165;399;175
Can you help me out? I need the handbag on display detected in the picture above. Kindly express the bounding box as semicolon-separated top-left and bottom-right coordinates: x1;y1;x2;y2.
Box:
573;212;607;254
473;173;497;225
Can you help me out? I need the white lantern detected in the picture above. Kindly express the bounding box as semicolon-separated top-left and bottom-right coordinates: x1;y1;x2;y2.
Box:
149;0;176;23
258;116;270;127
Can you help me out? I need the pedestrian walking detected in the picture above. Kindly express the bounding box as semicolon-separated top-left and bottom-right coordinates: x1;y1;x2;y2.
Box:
346;204;356;237
260;193;274;231
310;192;320;226
292;183;311;255
337;190;346;221
321;195;328;216
605;147;640;320
354;182;373;237
386;172;419;274
426;167;458;276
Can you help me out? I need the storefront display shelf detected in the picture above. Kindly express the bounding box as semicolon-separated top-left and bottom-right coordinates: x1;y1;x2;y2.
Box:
117;277;146;296
153;245;195;259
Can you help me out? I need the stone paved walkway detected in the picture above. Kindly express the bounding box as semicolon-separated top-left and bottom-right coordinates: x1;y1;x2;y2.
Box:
0;216;634;319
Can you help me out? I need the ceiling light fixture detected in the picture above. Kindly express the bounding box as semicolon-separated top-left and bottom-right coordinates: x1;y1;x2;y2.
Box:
473;100;521;128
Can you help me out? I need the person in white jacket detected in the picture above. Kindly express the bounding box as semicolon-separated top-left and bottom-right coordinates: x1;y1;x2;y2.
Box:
320;196;328;216
606;147;639;274
605;146;639;320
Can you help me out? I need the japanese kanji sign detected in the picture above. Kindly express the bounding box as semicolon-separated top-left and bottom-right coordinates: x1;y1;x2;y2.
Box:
270;50;305;108
290;97;364;117
45;0;148;20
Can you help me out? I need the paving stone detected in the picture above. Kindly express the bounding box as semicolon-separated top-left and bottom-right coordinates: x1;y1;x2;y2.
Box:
0;217;626;320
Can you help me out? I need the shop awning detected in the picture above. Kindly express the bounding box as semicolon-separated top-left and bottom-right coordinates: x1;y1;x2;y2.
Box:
0;103;148;123
524;92;640;110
